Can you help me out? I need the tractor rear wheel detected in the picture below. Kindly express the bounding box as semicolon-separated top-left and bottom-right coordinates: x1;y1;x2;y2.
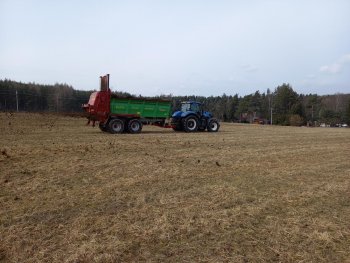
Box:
109;118;125;134
127;119;142;133
207;119;220;132
183;116;199;132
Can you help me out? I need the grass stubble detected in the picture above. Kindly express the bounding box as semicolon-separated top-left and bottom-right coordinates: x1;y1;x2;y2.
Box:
0;112;349;262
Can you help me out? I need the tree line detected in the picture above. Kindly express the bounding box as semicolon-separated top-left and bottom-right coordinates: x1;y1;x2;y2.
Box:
0;79;92;112
1;79;350;126
170;84;350;126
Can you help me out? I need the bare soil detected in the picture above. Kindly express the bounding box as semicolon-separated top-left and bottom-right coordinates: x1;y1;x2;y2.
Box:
1;112;350;262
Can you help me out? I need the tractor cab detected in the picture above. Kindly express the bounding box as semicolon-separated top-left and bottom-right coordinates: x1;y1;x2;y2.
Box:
180;101;202;114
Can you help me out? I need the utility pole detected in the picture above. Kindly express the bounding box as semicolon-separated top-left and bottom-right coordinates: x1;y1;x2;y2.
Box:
56;95;59;112
16;90;19;112
267;88;273;125
270;107;273;125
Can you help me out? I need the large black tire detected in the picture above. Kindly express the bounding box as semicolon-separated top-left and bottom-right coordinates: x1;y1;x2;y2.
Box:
99;122;109;132
123;120;130;133
198;118;207;131
207;119;220;132
109;118;125;134
172;123;183;131
171;118;183;131
127;119;142;133
183;116;199;132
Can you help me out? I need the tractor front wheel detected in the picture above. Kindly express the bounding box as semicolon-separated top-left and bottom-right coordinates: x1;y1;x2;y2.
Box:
172;126;182;131
207;119;220;132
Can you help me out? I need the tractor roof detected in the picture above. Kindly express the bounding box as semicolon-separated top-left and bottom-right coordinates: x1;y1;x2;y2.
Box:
181;101;202;105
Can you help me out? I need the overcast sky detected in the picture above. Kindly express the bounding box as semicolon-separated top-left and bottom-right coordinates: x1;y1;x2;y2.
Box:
1;0;349;96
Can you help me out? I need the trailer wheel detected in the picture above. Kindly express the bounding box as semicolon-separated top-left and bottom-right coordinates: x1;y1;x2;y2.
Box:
183;116;199;132
128;119;142;133
99;123;109;132
207;119;220;132
123;120;130;133
109;118;124;134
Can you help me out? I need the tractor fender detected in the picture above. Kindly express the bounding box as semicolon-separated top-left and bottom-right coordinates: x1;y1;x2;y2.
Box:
202;111;213;118
180;111;199;118
172;111;199;119
171;111;183;118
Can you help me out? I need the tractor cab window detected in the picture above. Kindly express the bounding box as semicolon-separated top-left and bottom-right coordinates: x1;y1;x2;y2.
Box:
181;102;201;112
191;103;200;112
181;103;191;112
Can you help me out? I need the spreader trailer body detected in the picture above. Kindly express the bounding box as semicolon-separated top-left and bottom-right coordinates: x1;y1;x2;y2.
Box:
83;74;220;133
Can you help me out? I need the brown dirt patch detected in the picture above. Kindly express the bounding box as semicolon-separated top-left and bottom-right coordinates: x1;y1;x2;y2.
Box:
1;112;350;262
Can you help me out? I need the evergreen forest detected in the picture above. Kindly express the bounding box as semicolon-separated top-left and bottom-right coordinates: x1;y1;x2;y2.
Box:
1;79;349;126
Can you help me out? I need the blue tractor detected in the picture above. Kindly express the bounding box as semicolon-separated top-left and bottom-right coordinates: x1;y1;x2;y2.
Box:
171;101;220;132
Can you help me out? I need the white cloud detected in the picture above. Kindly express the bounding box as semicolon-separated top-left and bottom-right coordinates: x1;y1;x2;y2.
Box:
306;74;315;79
320;64;341;74
339;54;350;63
320;54;350;74
241;64;258;72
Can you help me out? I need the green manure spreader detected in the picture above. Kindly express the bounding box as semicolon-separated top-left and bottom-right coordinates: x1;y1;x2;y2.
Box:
83;74;220;134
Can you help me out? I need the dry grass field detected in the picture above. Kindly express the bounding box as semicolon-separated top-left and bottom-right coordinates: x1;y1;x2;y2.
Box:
1;112;350;262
